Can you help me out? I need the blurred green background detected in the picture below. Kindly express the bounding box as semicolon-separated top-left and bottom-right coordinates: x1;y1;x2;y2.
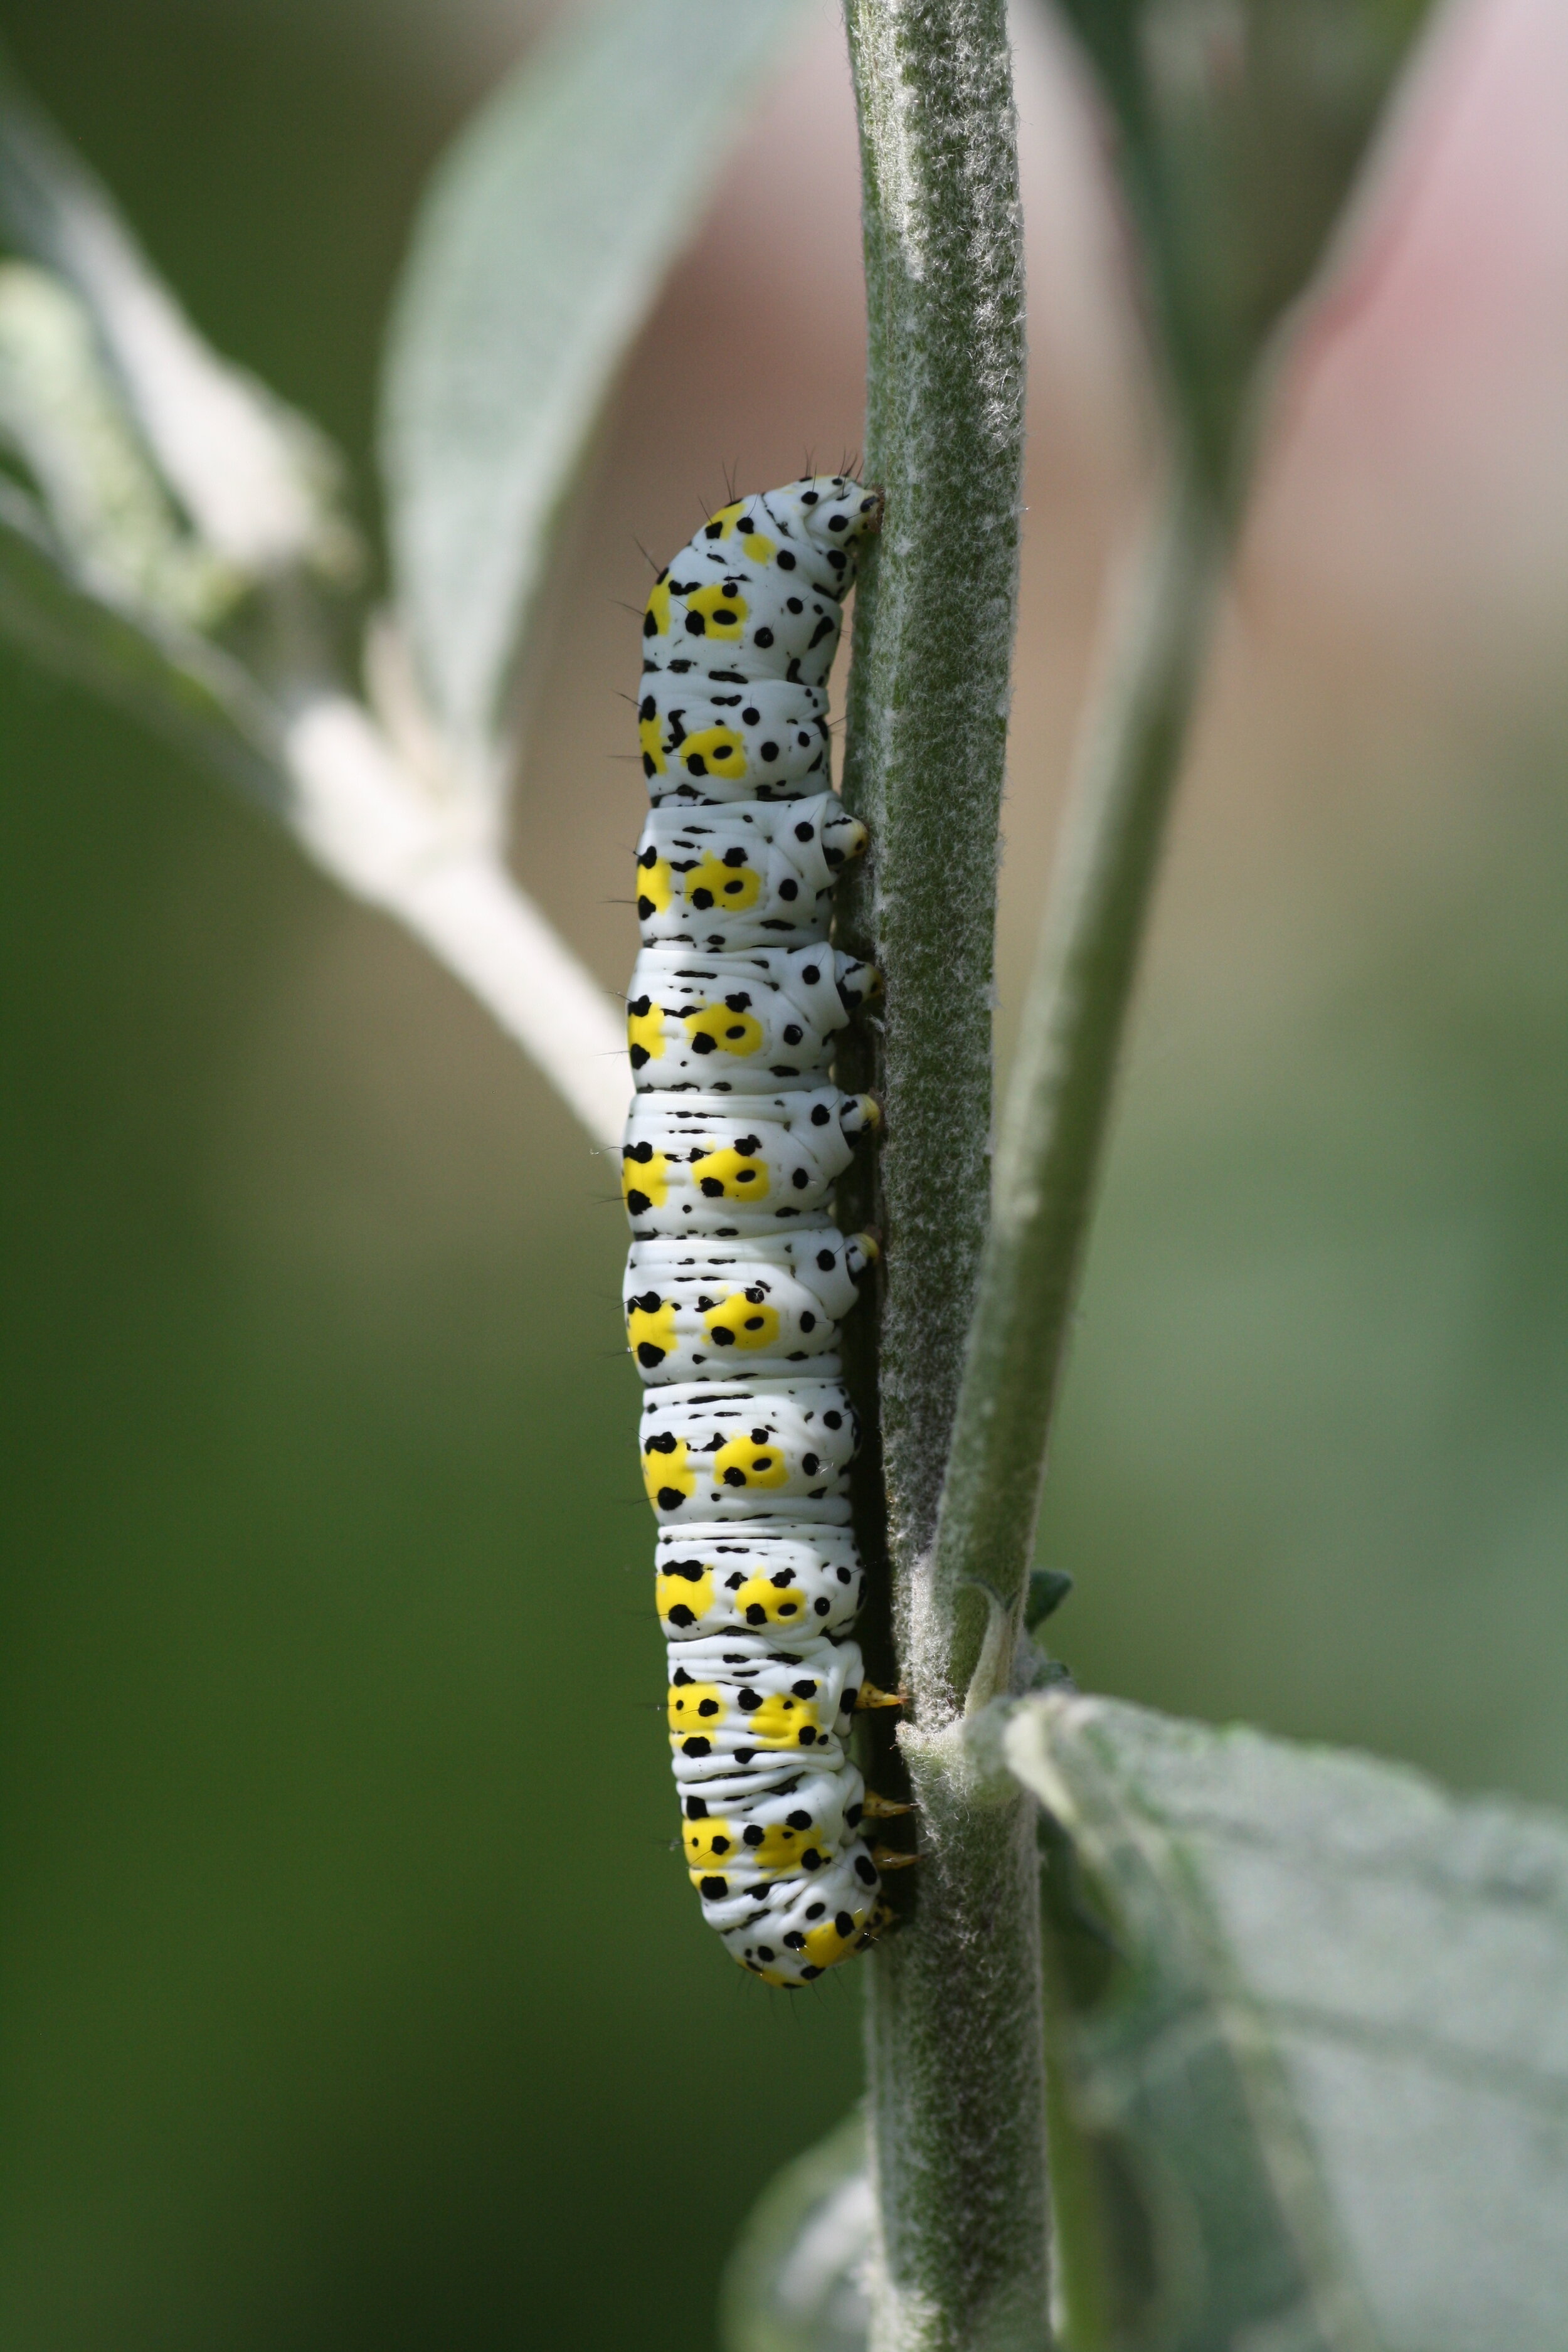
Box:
4;0;1568;2344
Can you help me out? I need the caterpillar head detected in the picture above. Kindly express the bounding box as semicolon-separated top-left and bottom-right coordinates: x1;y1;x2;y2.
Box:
640;478;884;714
780;475;885;572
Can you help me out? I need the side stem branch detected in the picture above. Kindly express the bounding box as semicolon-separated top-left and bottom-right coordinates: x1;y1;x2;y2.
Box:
937;469;1226;1703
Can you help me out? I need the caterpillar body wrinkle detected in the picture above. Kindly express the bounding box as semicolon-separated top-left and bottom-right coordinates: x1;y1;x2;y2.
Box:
624;477;904;1986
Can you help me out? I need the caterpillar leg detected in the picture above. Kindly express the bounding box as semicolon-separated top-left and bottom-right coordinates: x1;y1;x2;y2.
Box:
870;1846;921;1872
856;1679;903;1711
857;1900;903;1952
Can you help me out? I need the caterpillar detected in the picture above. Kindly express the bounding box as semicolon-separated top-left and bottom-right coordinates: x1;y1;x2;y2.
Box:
623;476;909;1988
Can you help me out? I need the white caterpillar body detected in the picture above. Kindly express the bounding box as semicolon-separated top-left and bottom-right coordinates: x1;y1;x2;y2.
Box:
655;1525;867;1640
621;1086;879;1239
625;1230;877;1384
627;943;879;1093
625;477;893;1986
636;793;867;950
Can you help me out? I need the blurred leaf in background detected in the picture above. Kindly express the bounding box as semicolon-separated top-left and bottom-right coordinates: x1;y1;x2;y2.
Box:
1030;0;1568;1816
1010;1692;1568;2352
380;0;807;806
721;2111;872;2352
0;45;358;585
1054;0;1437;482
0;260;237;624
724;1689;1568;2351
1038;717;1568;1809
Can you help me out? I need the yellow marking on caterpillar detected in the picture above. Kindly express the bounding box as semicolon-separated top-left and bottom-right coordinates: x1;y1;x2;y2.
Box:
682;1815;736;1870
712;1431;789;1488
679;726;747;781
684;583;748;640
627;1297;677;1365
655;1561;716;1624
642;1436;694;1510
707;502;776;563
686;854;760;911
733;1572;807;1626
690;1144;769;1202
668;1681;725;1734
856;1681;902;1710
743;1818;825;1872
628;1000;665;1062
622;1147;669;1211
746;1690;824;1748
639;711;667;775
637;854;674;914
684;1002;763;1058
802;1904;871;1971
703;1292;781;1352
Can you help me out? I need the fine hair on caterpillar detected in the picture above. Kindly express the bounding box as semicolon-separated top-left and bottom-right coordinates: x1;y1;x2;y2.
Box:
623;477;911;1987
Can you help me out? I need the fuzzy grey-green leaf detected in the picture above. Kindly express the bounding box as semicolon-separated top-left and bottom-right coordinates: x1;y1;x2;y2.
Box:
721;2113;873;2352
0;474;288;813
379;0;807;797
0;261;236;625
1051;0;1439;485
1008;1691;1568;2352
0;56;356;581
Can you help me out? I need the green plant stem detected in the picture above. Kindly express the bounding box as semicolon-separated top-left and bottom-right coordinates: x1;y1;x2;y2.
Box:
837;1;1037;2344
939;468;1227;1705
840;0;1025;1627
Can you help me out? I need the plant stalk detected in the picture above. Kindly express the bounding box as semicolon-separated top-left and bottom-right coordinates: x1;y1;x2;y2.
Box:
938;466;1226;1705
837;0;1037;2343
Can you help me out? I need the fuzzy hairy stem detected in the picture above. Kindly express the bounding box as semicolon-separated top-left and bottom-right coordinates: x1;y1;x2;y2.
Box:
937;471;1225;1704
836;0;1039;2343
839;0;1025;1724
866;1726;1049;2352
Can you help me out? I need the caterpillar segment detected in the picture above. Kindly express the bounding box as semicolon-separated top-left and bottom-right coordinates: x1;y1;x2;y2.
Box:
622;1086;879;1238
625;477;899;1984
627;943;880;1093
655;1527;866;1638
626;1230;877;1382
636;793;867;950
640;1377;859;1525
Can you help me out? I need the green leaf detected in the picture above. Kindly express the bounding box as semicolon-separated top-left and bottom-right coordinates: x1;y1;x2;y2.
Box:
1025;1568;1076;1631
0;51;358;583
1005;1691;1568;2352
0;260;237;625
379;0;807;795
0;475;289;814
721;2112;872;2352
1052;0;1437;486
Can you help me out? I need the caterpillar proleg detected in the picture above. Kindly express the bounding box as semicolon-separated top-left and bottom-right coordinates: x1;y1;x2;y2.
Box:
624;477;891;1986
